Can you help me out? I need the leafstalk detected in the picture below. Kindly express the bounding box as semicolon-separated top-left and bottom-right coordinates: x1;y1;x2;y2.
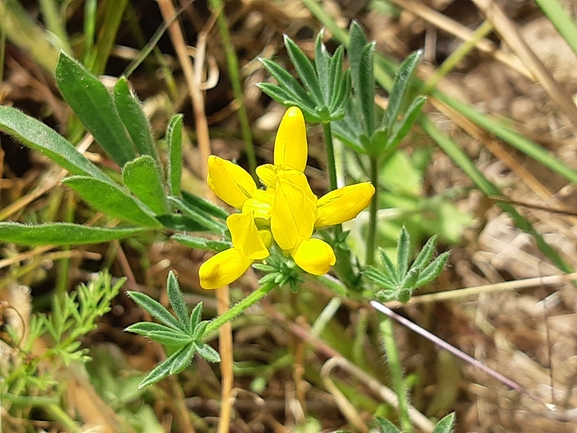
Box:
366;155;379;266
205;282;277;336
380;318;414;433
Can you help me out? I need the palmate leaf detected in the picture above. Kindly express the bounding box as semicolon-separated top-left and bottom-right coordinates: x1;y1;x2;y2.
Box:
180;190;229;221
169;196;226;232
0;222;145;245
56;52;136;167
194;342;221;363
374;417;401;433
259;57;316;109
171;233;231;252
124;322;192;346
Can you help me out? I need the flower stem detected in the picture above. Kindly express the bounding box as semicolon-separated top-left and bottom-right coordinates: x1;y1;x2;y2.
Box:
209;0;257;178
322;122;338;192
204;281;277;337
380;317;414;432
366;155;379;266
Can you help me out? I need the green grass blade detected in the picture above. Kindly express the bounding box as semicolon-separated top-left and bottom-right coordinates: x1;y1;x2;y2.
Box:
534;0;577;58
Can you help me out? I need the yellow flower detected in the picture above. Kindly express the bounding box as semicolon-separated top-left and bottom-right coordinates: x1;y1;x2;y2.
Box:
199;106;375;289
199;212;269;289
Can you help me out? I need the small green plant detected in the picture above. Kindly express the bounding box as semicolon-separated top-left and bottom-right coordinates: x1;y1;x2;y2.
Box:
0;21;452;431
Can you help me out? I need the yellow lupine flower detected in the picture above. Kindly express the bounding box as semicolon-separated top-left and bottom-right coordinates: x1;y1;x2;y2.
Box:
199;106;374;289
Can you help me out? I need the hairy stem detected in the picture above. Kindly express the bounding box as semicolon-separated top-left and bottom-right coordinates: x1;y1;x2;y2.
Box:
366;155;378;265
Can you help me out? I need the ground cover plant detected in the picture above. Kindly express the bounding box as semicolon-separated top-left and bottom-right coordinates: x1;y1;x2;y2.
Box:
1;0;577;432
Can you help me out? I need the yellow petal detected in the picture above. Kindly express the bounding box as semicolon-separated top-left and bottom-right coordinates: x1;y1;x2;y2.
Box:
271;176;317;251
315;182;375;228
207;156;257;209
274;107;307;172
199;248;253;289
227;212;270;260
258;229;272;249
241;189;274;222
256;164;277;188
292;238;336;275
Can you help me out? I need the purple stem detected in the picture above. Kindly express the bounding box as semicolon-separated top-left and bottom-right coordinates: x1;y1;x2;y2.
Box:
370;300;548;407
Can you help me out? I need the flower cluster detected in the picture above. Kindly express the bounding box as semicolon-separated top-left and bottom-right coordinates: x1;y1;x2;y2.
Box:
199;107;375;289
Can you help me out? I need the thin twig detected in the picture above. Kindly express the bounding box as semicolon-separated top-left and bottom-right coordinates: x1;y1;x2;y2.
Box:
371;300;550;407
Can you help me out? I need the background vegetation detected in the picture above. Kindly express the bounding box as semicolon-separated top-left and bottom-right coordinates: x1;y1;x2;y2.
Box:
1;0;577;431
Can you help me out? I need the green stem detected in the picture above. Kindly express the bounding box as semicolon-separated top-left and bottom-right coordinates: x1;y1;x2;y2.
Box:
205;282;277;336
366;155;378;266
380;318;413;433
210;0;258;179
45;403;81;432
322;122;339;192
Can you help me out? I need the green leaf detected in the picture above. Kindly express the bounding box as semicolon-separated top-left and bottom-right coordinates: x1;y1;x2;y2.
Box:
55;52;136;166
284;35;324;106
181;190;229;221
63;176;161;228
113;77;157;160
0;222;145;245
0;106;111;183
170;196;226;232
416;252;450;287
123;155;168;214
194;342;221;363
378;248;398;282
127;291;187;333
156;214;212;232
256;83;322;123
412;235;438;271
146;330;192;346
189;302;203;335
374;417;401;433
138;344;191;388
124;321;178;335
396;226;411;277
167;271;188;326
166;114;183;196
125;323;192;346
385;95;426;156
401;266;419;290
259;57;316;108
364;266;396;291
383;50;422;132
171;233;231;252
169;343;196;375
314;30;331;103
432;412;456;433
348;20;369;99
357;42;376;135
193;320;209;340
